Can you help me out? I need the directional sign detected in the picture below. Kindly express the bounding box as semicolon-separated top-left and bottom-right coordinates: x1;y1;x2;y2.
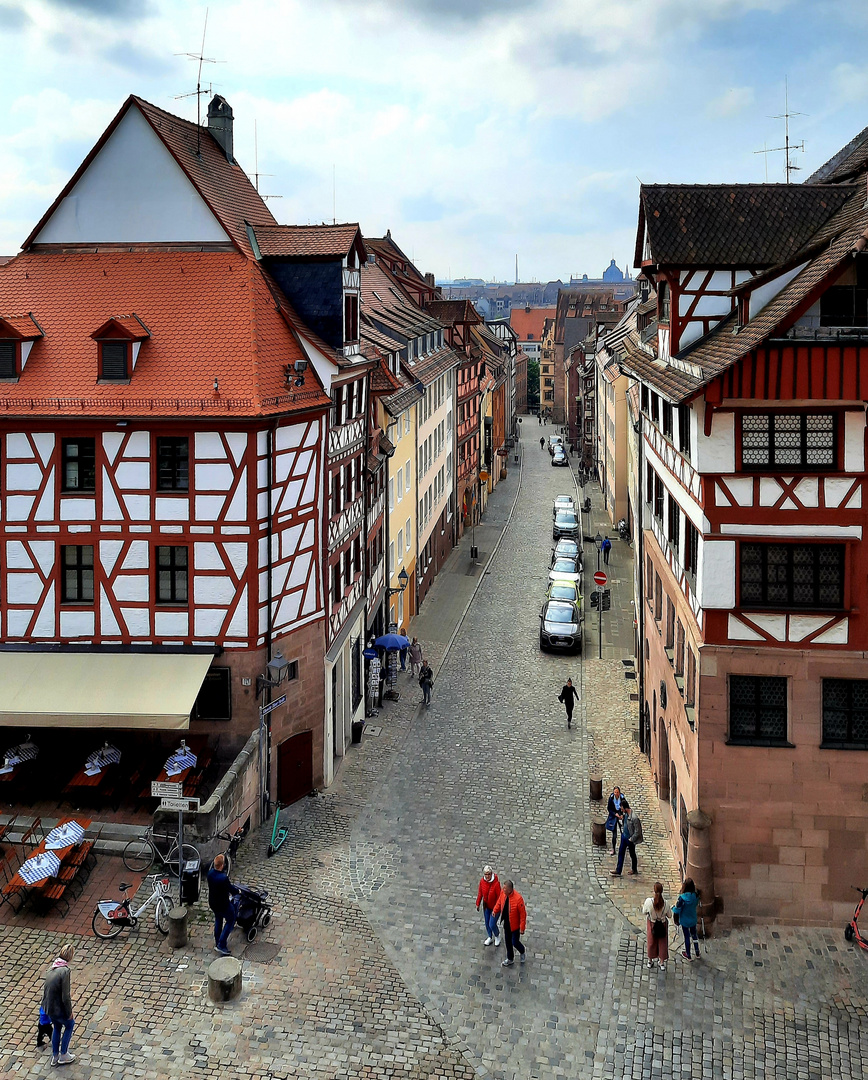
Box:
259;694;287;717
593;570;608;587
160;797;200;812
151;781;183;798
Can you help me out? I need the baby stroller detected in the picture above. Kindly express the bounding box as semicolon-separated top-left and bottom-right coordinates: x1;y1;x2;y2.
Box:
234;883;272;942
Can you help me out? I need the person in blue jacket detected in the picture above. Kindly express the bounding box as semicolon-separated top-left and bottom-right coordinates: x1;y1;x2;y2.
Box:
673;877;700;960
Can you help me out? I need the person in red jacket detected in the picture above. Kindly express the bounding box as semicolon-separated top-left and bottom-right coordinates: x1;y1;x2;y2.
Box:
493;879;527;966
476;865;501;947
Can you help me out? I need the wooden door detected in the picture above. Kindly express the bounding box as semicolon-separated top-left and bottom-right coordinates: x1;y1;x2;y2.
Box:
277;730;313;806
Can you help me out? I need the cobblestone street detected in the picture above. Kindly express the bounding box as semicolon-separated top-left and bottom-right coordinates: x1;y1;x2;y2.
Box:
2;422;868;1080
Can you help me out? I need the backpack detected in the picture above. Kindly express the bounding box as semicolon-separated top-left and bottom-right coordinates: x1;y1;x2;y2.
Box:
630;815;644;845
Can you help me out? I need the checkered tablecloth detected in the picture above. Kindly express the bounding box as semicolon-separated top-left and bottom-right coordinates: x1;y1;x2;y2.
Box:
164;748;197;777
45;821;86;850
19;850;60;885
84;744;122;776
1;741;39;772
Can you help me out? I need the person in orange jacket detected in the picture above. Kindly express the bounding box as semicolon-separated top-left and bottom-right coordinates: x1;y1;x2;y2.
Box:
475;865;501;947
493;879;527;966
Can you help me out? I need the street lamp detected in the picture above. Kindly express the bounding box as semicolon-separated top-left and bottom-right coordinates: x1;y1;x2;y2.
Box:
387;567;409;597
594;532;603;574
594;533;604;660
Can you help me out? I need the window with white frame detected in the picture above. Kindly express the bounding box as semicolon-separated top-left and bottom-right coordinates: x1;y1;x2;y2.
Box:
405;459;411;491
405;517;411;550
389;540;395;574
397;468;403;500
389;478;395;511
405;411;411;435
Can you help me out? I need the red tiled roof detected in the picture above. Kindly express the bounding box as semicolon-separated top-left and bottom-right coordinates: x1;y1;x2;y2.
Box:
0;313;43;338
0;250;330;417
24;96;277;258
509;305;555;341
90;315;150;340
253;223;364;259
424;298;479;325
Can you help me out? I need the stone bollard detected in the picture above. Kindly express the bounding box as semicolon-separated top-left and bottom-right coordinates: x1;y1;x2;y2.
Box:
589;776;603;801
591;821;607;847
207;956;242;1003
685;808;716;929
167;906;188;949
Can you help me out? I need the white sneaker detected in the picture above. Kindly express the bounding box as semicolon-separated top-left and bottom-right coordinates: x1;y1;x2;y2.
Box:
519;952;526;964
57;1053;76;1065
647;960;655;968
50;1057;58;1068
494;936;501;946
484;937;493;946
658;962;666;971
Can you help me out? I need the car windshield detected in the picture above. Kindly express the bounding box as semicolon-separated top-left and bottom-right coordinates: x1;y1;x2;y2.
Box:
553;559;577;573
546;605;575;623
555;513;577;525
555;542;578;553
550;585;576;600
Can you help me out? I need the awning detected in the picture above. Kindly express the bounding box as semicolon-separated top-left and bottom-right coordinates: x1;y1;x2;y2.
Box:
0;651;214;729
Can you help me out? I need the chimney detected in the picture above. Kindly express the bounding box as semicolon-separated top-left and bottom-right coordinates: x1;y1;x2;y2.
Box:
424;272;435;288
207;94;234;163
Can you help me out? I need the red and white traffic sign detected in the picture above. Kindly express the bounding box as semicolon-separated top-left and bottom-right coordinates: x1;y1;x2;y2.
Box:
593;570;608;587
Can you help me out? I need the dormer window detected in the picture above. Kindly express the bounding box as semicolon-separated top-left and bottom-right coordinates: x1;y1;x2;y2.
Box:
0;340;18;379
0;314;44;380
100;341;128;380
344;294;359;343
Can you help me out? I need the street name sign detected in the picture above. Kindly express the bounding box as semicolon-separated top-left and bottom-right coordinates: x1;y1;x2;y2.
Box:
151;781;183;797
159;797;200;812
260;694;287;716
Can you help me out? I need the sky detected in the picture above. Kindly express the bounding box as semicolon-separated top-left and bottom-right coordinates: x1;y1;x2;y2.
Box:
2;0;868;282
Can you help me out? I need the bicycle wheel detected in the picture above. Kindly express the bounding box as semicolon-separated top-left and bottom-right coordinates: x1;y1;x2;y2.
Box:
123;838;155;873
155;896;171;935
92;909;124;939
166;843;200;878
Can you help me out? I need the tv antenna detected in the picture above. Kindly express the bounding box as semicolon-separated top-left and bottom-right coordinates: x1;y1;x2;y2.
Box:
175;9;225;156
253;121;282;200
754;78;805;183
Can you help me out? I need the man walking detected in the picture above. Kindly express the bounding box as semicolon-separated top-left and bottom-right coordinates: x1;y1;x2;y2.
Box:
419;659;434;707
494;879;527;966
558;677;579;729
42;943;76;1067
611;799;638;876
207;853;239;955
399;626;408;671
601;536;612;565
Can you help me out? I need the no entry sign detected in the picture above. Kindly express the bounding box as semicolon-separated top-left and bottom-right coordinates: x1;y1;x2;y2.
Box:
593;570;608;587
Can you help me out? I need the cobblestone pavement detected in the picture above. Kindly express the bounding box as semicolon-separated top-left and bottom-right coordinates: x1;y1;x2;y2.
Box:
2;423;868;1080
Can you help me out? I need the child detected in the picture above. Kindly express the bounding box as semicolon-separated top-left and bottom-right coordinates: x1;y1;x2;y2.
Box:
37;1005;53;1048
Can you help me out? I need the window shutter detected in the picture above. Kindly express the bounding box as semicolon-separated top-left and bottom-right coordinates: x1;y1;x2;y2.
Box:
101;342;128;379
0;340;16;378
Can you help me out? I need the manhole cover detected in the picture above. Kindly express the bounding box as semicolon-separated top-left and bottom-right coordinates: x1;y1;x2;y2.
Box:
243;941;280;964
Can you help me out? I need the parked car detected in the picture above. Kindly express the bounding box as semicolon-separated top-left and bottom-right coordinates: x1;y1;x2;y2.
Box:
539;599;582;652
552;495;575;517
551;449;569;467
548;434;563;452
553;510;580;541
547;579;581;605
551;539;581;565
548;557;581;585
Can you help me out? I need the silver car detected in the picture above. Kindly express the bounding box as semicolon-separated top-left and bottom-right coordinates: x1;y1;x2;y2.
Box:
553;510;580;541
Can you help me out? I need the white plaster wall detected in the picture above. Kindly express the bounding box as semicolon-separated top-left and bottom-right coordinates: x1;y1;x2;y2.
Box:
750;262;807;320
693;403;735;474
844;411;866;473
697;539;735;609
34;106;230;245
60;610;95;638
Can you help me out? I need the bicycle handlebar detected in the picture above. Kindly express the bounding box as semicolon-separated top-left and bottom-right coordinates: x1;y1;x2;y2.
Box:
852;885;868;895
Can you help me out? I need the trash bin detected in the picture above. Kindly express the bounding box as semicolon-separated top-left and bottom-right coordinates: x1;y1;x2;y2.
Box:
180;857;201;904
351;720;364;744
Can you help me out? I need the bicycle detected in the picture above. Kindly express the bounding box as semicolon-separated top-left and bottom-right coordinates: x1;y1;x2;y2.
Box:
845;886;868;949
215;817;250;865
92;876;172;938
122;826;200;877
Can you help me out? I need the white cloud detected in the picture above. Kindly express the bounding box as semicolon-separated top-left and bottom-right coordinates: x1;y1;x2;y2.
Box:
707;86;756;118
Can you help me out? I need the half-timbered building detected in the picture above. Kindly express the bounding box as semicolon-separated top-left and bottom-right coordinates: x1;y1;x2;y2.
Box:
621;141;868;926
0;94;334;808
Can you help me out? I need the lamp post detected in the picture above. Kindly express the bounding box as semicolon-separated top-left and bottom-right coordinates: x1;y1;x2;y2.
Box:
594;532;603;659
256;651;291;822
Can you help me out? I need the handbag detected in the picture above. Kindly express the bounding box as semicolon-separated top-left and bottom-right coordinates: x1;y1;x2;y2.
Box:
605;813;617;831
651;917;667;940
672;906;680;926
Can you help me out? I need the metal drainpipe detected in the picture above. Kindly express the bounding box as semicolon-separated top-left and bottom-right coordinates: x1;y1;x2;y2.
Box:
637;410;646;753
262;419;277;819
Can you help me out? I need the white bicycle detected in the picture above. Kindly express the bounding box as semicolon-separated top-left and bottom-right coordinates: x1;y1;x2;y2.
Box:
92;875;172;938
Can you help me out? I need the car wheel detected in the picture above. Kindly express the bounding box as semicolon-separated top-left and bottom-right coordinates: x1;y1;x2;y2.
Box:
539;635;547;651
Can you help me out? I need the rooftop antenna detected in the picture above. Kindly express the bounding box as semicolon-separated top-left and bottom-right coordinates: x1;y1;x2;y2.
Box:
252;121;282;201
332;164;336;225
754;77;805;183
515;254;519;285
175;9;225;157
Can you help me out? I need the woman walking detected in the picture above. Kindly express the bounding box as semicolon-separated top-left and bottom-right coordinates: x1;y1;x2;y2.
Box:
408;637;423;679
673;877;701;960
642;882;669;970
42;943;76;1066
475;864;501;947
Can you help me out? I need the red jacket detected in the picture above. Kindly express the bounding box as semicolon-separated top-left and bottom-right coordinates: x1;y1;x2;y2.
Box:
493;888;527;933
476;873;500;910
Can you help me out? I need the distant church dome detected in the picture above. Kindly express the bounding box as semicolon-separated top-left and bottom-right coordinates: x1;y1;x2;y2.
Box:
602;259;625;282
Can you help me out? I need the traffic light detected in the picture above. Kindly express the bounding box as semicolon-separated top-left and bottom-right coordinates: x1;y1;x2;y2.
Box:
601;589;611;611
590;592;599;609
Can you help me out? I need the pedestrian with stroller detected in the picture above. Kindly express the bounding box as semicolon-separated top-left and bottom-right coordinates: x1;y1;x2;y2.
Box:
208;852;239;956
611;799;638;876
642;882;669;970
408;637;423;679
674;877;701;960
558;677;579;729
419;660;434;706
601;536;612;565
41;943;76;1067
605;786;626;855
493;879;527;966
399;626;408;670
476;865;501;947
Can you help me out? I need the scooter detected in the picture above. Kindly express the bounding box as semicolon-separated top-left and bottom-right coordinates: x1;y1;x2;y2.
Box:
845;886;868;949
267;804;289;857
618;518;630;542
